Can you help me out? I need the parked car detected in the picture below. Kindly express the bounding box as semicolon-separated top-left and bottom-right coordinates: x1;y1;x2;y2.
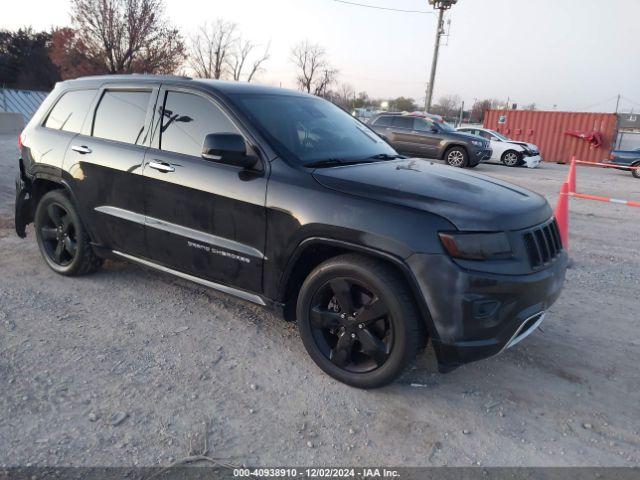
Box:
369;113;492;168
14;75;567;388
607;148;640;178
458;127;542;168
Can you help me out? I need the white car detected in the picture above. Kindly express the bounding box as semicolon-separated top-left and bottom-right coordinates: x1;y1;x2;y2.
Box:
457;127;542;168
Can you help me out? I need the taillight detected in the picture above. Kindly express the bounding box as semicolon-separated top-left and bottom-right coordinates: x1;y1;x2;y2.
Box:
18;131;23;151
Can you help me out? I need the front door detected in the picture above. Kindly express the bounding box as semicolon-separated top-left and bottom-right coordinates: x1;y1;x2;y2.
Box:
142;86;267;294
411;117;441;158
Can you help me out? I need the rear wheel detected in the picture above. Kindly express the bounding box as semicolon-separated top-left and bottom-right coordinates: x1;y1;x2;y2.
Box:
501;150;521;167
297;254;425;389
444;147;468;168
34;190;103;276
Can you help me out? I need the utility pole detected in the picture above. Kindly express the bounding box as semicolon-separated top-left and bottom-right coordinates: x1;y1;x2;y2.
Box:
615;94;621;113
425;0;458;112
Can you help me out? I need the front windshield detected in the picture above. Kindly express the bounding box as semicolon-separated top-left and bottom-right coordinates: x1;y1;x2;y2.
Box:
436;120;457;133
229;93;397;165
489;129;510;141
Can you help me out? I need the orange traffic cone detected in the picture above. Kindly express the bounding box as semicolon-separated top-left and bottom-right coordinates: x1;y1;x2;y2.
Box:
567;156;577;193
554;182;569;250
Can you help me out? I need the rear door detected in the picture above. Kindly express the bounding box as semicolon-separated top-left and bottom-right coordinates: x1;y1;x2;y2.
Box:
389;116;422;155
141;86;267;294
64;84;158;256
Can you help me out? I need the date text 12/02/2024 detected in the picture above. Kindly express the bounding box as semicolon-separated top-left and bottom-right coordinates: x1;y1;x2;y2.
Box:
233;468;400;478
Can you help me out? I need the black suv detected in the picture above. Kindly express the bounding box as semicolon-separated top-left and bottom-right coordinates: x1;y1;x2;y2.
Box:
14;75;567;388
370;113;492;168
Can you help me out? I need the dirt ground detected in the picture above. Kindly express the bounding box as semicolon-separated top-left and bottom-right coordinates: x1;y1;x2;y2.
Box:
0;133;639;468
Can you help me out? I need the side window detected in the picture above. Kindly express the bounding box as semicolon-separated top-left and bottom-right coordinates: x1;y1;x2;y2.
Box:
478;130;493;140
414;117;435;132
93;90;151;145
160;91;239;157
374;116;392;127
44;90;97;133
392;116;413;129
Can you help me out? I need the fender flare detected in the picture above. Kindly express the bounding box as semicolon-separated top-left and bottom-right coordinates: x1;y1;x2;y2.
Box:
279;237;439;340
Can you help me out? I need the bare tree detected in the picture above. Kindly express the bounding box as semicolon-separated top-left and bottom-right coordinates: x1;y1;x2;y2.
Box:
228;39;270;82
189;19;236;79
471;99;493;123
290;40;337;96
70;0;185;74
433;94;461;119
245;42;270;83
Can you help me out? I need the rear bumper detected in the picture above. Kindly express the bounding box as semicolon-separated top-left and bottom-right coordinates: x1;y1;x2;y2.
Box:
406;251;567;371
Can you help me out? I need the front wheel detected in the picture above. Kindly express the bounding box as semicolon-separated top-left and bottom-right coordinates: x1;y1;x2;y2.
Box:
501;150;522;167
297;254;426;389
632;163;640;179
444;147;469;168
34;190;103;276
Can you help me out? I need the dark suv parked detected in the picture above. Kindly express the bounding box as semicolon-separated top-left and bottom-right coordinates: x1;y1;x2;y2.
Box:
15;75;567;388
370;113;492;168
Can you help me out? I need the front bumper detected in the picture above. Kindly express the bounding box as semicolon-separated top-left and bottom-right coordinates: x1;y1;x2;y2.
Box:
523;154;542;168
407;251;568;371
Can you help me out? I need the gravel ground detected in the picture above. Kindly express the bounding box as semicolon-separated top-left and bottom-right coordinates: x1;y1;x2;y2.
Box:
0;133;639;468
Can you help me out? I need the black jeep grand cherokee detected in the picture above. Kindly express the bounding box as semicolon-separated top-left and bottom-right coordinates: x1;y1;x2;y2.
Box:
15;75;567;388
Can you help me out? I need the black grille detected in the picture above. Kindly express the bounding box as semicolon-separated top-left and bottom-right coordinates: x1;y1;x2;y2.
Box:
523;219;563;268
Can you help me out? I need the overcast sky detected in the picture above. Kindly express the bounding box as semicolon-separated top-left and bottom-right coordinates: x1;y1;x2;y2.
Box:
3;0;640;112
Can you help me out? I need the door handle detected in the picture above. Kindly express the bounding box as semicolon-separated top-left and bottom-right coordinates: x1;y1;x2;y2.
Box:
71;145;92;154
148;160;175;173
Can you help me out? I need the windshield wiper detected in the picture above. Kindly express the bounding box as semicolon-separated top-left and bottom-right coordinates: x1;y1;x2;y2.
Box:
366;153;406;160
305;158;378;168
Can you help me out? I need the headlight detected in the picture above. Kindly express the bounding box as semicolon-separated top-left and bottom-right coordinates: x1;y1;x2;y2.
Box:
471;140;483;147
439;232;513;260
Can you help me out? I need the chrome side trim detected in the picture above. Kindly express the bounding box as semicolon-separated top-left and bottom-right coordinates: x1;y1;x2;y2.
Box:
503;312;546;352
94;206;264;259
95;206;145;225
112;250;266;306
145;216;264;260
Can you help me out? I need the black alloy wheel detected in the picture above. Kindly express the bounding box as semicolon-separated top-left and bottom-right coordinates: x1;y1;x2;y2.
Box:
297;254;425;388
309;277;393;373
34;190;103;276
39;202;77;267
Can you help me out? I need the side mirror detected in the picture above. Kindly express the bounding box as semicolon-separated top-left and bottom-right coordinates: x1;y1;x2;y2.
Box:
430;126;439;133
202;133;258;169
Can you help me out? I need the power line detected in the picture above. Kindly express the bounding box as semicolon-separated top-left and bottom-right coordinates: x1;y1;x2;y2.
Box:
330;0;433;14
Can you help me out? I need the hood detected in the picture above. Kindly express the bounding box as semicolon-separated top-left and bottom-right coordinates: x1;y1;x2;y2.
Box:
508;140;538;152
312;158;552;231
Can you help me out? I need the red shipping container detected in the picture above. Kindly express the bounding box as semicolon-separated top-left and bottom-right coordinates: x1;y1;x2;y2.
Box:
483;110;617;164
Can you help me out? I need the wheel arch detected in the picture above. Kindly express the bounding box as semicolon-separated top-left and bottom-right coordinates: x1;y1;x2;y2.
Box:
278;237;437;340
440;143;468;160
26;173;87;231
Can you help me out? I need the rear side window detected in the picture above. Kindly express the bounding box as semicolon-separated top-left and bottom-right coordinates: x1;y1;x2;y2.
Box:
392;116;413;129
160;91;239;157
93;90;151;145
44;90;96;133
373;116;392;127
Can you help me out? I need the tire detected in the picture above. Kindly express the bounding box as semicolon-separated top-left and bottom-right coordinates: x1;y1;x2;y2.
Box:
632;163;640;179
296;253;426;389
444;146;469;168
501;150;522;167
34;190;103;276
